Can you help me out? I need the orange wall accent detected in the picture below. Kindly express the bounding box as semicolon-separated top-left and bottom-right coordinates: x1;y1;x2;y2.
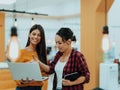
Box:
0;12;5;62
81;0;114;89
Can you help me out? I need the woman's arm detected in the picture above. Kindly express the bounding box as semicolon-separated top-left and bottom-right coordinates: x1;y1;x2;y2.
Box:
78;54;90;83
37;60;50;72
33;56;50;72
62;76;85;86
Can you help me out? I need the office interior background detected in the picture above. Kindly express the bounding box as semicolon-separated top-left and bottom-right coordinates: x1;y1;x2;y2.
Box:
2;0;80;52
0;0;120;90
0;0;120;60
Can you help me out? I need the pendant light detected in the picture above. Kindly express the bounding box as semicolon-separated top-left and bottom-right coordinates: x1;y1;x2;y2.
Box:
31;17;35;26
102;0;110;63
14;18;17;27
102;0;110;53
7;26;20;62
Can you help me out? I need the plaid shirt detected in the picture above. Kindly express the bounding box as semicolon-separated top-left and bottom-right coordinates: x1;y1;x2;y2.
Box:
48;49;90;90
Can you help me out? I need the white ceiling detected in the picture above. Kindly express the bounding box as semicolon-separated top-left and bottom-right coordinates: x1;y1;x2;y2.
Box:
0;0;80;17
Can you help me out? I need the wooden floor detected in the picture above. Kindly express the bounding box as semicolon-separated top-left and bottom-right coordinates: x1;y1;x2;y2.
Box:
0;69;48;90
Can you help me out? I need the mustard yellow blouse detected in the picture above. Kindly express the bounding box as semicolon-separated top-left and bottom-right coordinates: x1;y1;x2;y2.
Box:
16;49;38;63
15;49;46;87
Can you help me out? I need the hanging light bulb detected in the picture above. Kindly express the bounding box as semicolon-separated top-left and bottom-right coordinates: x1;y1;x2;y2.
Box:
101;0;111;63
14;18;17;27
31;17;35;26
102;26;110;53
7;26;20;62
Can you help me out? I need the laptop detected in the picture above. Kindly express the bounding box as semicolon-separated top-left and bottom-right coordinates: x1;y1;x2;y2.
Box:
8;62;48;81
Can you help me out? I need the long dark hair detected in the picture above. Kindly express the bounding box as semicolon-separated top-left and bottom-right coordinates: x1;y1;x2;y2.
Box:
56;27;76;42
26;24;47;64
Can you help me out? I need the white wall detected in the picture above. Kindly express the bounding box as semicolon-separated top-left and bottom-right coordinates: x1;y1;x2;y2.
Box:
108;0;120;60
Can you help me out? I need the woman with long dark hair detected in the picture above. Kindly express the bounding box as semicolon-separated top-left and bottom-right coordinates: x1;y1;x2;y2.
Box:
15;24;47;90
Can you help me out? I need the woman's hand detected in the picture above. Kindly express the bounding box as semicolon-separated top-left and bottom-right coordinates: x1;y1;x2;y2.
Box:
32;55;50;72
62;79;73;86
27;60;35;63
20;77;35;84
32;55;40;62
27;55;39;63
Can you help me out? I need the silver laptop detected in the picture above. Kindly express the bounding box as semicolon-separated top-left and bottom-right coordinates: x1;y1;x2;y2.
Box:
8;62;48;81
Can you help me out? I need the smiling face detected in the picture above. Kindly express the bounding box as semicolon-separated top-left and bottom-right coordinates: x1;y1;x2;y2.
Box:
55;35;71;53
29;29;41;46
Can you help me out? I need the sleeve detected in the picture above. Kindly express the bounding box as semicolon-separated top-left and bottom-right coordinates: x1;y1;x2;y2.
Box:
77;53;90;83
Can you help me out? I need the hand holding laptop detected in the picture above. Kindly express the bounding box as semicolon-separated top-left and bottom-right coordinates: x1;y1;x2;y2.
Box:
20;77;35;84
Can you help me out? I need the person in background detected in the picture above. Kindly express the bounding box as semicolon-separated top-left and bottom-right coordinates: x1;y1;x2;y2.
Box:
50;45;58;61
15;24;47;90
34;27;90;90
46;46;52;62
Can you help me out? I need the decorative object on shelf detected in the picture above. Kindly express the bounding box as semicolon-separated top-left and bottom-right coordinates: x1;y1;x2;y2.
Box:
114;58;119;64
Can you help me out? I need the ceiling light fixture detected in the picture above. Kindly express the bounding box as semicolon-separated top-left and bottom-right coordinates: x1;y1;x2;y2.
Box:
31;17;35;26
14;18;17;27
0;9;48;16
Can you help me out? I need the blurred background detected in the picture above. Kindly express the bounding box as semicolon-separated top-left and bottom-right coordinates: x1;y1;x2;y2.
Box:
0;0;120;66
